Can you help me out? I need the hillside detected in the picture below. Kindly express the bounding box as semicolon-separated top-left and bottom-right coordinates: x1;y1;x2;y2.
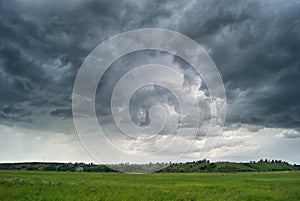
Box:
159;159;298;173
0;159;298;173
0;162;116;172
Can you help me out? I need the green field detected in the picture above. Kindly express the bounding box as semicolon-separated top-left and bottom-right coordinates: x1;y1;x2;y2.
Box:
0;171;299;201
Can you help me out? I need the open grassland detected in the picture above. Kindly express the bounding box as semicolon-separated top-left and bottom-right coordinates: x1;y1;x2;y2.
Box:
0;171;299;201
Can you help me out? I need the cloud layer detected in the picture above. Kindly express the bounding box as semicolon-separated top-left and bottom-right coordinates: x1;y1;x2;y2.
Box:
0;0;299;163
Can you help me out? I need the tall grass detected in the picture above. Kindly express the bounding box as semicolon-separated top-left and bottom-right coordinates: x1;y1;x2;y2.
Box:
0;171;299;201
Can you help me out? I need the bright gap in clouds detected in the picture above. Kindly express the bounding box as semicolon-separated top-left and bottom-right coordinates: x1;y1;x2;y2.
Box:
1;123;299;164
93;50;214;164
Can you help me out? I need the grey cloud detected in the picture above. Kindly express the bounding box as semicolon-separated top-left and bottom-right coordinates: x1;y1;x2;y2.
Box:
279;129;300;139
0;104;33;126
176;0;300;130
49;108;72;118
0;0;299;145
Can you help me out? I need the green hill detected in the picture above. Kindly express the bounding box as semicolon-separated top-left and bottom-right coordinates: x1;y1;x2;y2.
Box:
0;162;116;172
0;159;298;173
160;159;298;173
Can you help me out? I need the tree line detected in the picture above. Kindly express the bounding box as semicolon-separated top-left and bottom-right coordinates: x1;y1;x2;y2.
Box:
0;159;299;173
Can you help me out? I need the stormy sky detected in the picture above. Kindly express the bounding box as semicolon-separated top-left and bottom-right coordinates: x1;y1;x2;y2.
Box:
0;0;299;164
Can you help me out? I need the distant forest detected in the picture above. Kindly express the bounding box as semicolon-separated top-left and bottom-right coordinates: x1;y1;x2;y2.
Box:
0;159;299;173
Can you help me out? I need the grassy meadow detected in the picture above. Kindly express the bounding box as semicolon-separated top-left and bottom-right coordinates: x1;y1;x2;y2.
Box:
0;170;299;201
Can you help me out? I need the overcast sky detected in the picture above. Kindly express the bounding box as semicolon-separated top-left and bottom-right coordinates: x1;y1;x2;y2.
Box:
0;0;299;164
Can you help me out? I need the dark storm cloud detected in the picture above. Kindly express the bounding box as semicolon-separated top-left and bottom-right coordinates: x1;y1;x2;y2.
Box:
176;0;300;130
0;104;33;125
49;108;72;118
0;0;177;126
0;0;299;133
